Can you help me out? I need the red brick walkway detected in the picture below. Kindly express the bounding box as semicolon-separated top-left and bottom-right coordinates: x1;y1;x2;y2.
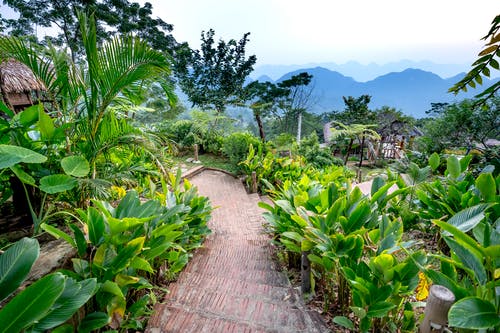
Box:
146;170;329;332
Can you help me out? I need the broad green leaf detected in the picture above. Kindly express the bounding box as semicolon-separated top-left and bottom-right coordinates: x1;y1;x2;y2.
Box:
447;156;461;179
100;281;124;298
449;297;500;329
69;223;88;257
39;174;77;194
475;173;496;202
433;219;484;255
9;165;35;185
447;204;491;233
0;237;39;301
281;231;304;243
333;316;354;329
444;236;487;285
18;104;39;127
428;152;440;171
61;156;90;178
130;257;154;273
367;301;396;318
77;312;110;333
41;223;76;248
38;107;55;141
0;144;47;168
85;207;105;246
0;273;65;333
32;278;98;331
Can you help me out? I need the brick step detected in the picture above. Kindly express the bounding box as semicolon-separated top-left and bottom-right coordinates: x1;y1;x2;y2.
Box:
179;265;290;287
156;299;320;333
170;271;296;303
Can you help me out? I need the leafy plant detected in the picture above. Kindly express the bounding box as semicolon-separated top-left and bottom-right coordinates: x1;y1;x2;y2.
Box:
0;238;99;333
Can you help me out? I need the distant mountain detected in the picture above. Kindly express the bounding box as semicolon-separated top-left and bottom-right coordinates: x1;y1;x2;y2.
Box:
266;67;499;118
251;60;481;82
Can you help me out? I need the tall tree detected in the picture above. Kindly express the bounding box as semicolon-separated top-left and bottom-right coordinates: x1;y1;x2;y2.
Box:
1;0;178;59
175;29;257;113
329;95;375;125
420;96;500;153
278;72;314;142
242;80;288;141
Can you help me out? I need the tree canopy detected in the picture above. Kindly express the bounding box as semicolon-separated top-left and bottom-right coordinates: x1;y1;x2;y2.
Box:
175;29;257;113
1;0;178;58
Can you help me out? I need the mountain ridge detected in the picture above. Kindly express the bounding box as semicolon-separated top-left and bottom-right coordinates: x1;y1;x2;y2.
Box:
258;66;498;118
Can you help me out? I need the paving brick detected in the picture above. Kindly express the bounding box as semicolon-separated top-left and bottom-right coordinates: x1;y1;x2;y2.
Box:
146;170;329;333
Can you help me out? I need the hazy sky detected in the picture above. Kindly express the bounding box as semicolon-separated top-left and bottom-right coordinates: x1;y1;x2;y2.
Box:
140;0;499;66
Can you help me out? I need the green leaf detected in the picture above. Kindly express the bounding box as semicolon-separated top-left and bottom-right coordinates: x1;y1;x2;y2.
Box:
447;204;491;233
367;301;396;318
100;281;124;298
444;236;487;285
0;237;39;301
38;107;55;141
9;165;35;185
0;144;47;169
475;173;496;202
77;312;110;333
448;297;500;329
84;207;105;246
32;278;98;331
69;224;88;257
130;257;154;273
428;152;440;171
447;156;461;179
333;316;354;329
39;174;77;194
41;223;76;248
61;156;90;178
18;104;39;127
0;273;65;333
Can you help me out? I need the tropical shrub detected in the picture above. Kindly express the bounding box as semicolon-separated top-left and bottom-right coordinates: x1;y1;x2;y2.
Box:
41;171;212;330
221;132;262;171
0;238;100;333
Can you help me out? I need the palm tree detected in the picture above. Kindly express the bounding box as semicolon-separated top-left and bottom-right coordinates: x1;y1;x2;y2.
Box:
329;121;380;166
0;12;175;200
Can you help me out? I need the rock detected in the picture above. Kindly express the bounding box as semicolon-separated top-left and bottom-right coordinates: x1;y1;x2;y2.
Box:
27;238;77;283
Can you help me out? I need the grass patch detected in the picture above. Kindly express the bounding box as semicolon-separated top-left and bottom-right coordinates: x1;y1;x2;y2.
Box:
170;153;238;175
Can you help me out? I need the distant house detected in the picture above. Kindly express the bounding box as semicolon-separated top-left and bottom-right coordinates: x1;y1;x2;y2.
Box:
0;59;46;114
323;120;423;160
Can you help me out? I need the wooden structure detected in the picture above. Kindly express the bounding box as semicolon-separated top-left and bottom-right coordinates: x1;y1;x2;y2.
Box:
0;59;46;114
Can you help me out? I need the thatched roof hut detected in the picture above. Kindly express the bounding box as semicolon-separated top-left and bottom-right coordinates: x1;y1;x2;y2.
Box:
0;59;46;113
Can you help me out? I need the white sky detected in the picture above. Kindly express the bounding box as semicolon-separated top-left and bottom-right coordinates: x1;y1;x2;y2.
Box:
141;0;500;66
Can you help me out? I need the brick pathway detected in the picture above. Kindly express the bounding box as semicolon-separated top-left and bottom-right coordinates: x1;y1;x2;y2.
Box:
146;170;329;333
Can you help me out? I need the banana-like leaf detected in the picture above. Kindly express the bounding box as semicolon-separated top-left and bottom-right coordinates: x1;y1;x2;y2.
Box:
475;173;497;202
449;297;500;329
0;273;65;333
77;312;110;333
0;144;47;169
31;278;98;331
444;236;487;285
0;237;39;301
446;203;492;233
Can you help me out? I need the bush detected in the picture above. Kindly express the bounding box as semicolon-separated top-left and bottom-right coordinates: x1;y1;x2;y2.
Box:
296;132;341;168
161;120;223;155
221;132;262;171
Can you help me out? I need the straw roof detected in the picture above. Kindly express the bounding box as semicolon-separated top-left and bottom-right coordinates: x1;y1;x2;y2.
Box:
0;59;46;93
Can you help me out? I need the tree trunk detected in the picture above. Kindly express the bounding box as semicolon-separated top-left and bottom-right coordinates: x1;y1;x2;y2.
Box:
296;111;302;143
344;138;354;165
255;112;266;141
358;135;366;168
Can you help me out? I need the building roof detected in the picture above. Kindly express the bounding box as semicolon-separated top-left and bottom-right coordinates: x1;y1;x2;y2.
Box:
0;59;46;93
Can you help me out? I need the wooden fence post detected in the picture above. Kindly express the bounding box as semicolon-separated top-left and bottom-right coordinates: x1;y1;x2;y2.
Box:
251;171;258;193
301;250;311;294
194;144;199;161
419;285;455;333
